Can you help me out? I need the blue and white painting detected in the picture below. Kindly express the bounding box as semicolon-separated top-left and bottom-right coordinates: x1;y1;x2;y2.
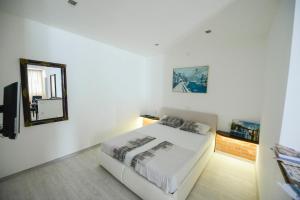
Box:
230;120;260;143
173;66;208;93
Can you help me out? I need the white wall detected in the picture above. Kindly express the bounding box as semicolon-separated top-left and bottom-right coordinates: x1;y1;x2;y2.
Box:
146;35;266;132
145;2;297;200
0;11;147;178
280;0;300;151
256;0;295;199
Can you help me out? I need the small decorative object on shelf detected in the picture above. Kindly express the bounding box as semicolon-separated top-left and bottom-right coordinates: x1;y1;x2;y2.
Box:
140;115;159;126
273;144;300;199
215;130;258;161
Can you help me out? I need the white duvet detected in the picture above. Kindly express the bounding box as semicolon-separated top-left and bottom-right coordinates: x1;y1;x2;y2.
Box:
101;123;213;193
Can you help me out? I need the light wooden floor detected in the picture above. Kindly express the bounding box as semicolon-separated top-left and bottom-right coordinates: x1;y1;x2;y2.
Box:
0;147;257;200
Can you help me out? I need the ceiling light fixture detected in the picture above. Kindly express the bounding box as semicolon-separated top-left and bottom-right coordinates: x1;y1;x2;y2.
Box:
68;0;78;6
205;30;212;34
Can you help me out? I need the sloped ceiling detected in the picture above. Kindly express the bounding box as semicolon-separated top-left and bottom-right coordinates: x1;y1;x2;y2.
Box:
0;0;278;56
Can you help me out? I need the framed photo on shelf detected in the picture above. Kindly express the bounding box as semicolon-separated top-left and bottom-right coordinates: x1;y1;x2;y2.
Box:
230;120;260;143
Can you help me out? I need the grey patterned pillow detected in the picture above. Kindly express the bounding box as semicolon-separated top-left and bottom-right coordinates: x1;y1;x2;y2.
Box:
159;115;184;128
180;120;210;134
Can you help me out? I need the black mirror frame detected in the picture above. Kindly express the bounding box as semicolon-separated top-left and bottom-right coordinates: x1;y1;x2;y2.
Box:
20;58;69;127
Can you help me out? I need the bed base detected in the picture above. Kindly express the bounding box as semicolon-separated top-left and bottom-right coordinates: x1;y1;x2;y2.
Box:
99;139;215;200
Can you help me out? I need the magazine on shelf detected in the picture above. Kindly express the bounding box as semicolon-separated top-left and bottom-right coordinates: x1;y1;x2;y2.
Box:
275;144;300;199
291;184;300;197
278;183;300;200
280;161;300;186
275;144;300;164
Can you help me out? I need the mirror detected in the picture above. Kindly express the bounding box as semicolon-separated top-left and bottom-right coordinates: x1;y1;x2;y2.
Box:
20;58;68;126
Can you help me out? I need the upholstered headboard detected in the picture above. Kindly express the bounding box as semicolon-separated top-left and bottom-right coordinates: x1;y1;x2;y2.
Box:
159;107;218;133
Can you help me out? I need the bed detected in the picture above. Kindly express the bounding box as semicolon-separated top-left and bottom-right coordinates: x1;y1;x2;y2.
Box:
99;107;218;200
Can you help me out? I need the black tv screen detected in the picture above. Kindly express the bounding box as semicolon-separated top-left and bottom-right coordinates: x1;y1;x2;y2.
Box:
1;82;20;139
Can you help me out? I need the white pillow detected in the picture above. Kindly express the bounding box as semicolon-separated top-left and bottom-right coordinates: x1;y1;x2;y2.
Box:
180;121;211;135
159;115;184;128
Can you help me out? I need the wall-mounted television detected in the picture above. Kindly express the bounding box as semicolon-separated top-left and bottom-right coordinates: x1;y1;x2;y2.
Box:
0;82;20;139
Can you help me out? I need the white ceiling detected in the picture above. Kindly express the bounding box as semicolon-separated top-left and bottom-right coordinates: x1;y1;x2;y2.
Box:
0;0;278;56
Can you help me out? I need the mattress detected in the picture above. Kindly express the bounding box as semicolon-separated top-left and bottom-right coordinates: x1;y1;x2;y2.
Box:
101;123;213;193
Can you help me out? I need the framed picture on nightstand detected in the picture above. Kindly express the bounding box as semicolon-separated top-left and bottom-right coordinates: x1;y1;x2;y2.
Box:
230;120;260;143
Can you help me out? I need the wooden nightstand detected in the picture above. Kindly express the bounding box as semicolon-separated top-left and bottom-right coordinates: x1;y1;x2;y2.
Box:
215;130;258;161
140;115;159;126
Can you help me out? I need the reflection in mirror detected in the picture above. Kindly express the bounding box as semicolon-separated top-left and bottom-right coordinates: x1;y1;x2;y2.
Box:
20;58;68;127
50;74;57;98
27;65;63;121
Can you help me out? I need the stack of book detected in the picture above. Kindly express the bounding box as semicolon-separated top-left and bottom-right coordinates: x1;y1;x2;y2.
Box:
274;144;300;199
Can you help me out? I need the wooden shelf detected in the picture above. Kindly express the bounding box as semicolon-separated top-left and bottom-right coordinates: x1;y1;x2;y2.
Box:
215;130;258;161
140;115;159;126
216;130;259;144
140;115;159;120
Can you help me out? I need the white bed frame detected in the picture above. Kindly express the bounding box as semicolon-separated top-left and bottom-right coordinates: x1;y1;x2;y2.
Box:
99;107;218;200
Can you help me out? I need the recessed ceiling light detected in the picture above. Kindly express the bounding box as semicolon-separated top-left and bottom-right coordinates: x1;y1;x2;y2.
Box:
154;43;160;46
205;30;212;34
68;0;78;6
